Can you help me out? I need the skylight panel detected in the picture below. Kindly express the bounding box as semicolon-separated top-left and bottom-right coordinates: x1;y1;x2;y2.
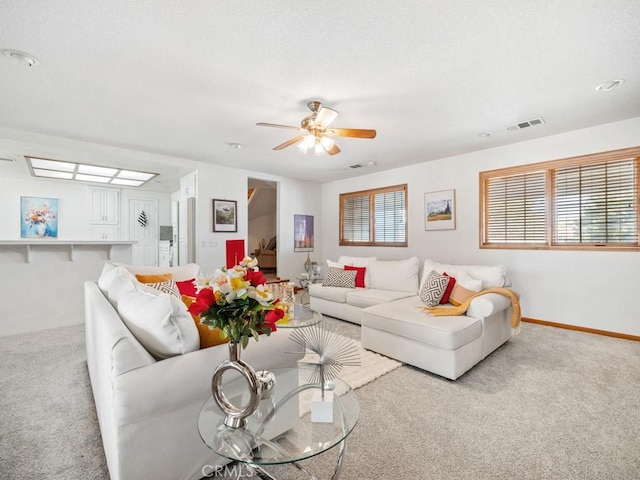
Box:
111;178;144;187
29;157;76;172
33;169;74;179
117;170;155;181
78;164;118;176
75;173;111;183
25;156;158;187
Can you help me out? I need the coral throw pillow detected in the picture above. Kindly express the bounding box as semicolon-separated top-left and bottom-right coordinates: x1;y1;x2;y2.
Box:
181;295;229;349
344;265;366;288
440;272;457;304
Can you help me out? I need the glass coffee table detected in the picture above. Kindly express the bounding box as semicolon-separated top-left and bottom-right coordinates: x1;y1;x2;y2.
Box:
275;303;323;329
198;368;360;479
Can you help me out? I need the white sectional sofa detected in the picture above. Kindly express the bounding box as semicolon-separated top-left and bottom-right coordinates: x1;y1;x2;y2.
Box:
85;262;303;480
309;256;514;380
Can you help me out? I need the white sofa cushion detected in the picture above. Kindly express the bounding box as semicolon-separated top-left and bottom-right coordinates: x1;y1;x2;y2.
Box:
117;284;200;359
368;256;420;293
420;259;506;290
346;289;417;309
362;296;482;350
308;283;351;303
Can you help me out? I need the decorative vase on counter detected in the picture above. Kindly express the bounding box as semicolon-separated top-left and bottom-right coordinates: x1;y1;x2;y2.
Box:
211;342;262;429
304;253;312;274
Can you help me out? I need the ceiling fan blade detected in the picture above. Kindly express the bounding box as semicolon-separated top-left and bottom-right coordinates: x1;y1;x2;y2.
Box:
326;143;341;156
328;128;377;139
315;107;339;128
257;122;302;131
273;135;305;150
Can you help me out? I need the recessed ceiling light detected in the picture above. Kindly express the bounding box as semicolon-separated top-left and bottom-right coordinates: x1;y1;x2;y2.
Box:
478;131;493;139
595;79;625;92
366;161;376;166
230;143;243;149
3;49;40;67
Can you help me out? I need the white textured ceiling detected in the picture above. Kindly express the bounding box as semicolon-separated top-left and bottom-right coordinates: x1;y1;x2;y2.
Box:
1;0;639;192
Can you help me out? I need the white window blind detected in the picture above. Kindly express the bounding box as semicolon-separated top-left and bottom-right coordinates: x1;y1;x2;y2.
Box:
480;147;640;251
485;171;546;244
553;159;636;244
374;189;406;243
342;194;370;242
341;184;407;246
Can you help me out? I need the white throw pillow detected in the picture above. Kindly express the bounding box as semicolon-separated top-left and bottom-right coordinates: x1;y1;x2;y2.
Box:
106;266;137;307
337;256;377;287
326;259;344;269
117;285;199;359
98;262;119;293
420;259;505;290
368;257;420;293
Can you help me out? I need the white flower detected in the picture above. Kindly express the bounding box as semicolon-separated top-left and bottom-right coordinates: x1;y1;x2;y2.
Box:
248;284;273;306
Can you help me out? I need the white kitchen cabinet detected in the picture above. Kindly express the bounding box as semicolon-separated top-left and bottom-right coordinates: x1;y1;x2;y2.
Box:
89;187;120;225
91;225;120;241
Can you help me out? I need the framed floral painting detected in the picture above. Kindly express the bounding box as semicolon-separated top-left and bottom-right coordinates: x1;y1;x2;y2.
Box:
21;196;58;238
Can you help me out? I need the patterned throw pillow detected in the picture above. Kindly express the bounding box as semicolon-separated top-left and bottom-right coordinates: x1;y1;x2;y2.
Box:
420;270;450;306
148;279;181;298
322;267;357;288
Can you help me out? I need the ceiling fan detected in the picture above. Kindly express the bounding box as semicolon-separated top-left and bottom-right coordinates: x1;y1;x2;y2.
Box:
257;101;376;156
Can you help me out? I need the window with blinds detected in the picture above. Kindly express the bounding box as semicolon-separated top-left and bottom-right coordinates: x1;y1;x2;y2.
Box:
340;184;407;246
480;146;640;251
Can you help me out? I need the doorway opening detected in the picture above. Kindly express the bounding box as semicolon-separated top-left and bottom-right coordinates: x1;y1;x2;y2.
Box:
248;178;278;279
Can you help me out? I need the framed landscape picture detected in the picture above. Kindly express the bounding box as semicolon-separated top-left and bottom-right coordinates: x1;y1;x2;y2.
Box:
294;214;314;251
424;189;456;231
212;199;237;232
21;196;59;238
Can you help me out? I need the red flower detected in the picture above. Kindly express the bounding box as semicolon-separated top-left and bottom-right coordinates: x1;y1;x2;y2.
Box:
264;308;284;332
187;288;215;316
245;269;267;287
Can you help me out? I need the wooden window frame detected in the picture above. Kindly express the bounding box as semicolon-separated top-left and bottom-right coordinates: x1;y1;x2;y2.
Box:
480;146;640;251
339;184;408;247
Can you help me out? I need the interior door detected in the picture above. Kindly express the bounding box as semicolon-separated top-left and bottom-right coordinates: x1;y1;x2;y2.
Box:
129;198;158;266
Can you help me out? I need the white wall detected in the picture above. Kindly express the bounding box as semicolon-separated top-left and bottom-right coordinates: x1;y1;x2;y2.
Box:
0;175;171;336
320;117;640;337
192;164;322;283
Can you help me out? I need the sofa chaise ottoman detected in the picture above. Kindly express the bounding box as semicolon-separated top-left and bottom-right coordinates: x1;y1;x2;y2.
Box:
310;257;516;380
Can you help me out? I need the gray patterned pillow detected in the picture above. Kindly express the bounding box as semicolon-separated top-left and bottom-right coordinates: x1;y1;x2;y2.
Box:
322;267;357;288
148;279;181;298
420;270;450;306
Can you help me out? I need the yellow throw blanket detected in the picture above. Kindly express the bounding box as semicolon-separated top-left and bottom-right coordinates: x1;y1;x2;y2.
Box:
423;287;521;336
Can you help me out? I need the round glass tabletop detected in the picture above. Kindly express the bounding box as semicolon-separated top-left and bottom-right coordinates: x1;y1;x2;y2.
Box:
275;303;322;329
198;368;360;466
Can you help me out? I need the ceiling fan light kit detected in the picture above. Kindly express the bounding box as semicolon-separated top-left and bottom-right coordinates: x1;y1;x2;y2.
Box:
257;101;376;156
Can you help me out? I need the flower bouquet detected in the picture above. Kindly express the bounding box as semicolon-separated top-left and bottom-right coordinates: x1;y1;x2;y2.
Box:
187;256;285;350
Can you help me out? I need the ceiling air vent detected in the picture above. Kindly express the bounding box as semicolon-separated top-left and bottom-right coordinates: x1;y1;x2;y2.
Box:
0;157;16;163
349;164;363;169
505;117;545;132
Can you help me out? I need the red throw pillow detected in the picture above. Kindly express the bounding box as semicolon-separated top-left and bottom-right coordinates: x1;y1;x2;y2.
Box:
344;265;366;288
176;278;197;297
440;272;457;304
